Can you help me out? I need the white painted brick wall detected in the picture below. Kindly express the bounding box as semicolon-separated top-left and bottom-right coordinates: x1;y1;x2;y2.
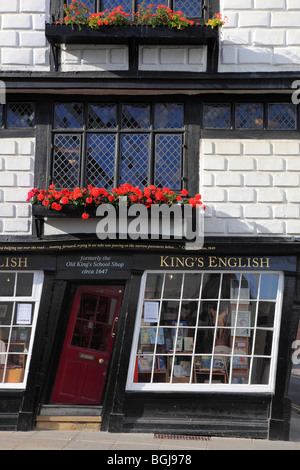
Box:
220;0;300;72
139;46;207;72
0;0;50;71
60;45;129;72
0;138;34;235
201;139;300;238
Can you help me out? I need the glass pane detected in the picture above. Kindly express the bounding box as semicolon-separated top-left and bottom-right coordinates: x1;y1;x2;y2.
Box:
67;0;95;12
163;273;182;298
102;0;131;13
0;104;3;127
221;273;240;299
54;103;83;129
242;273;259;300
7;103;35;128
0;274;15;296
144;273;164;299
259;274;278;300
3;354;26;383
268;103;297;130
254;329;273;356
0;303;13;326
154;103;184;129
171;355;192;383
231;356;249;384
195;328;214;353
182;273;202;299
9;328;30;351
199;300;218;326
120;134;149;188
0;327;9;362
180;301;198;326
202;273;221;299
121;104;150;129
155;134;182;190
88;104;117;129
250;357;270;384
160;301;179;325
174;0;202;17
142;301;159;325
235;103;263;129
86;134;115;188
257;301;275;327
90;324;110;351
203;104;231;129
53;134;81;189
16;273;33;297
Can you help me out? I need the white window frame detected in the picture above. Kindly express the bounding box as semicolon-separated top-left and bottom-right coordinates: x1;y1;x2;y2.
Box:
126;270;284;394
0;271;44;389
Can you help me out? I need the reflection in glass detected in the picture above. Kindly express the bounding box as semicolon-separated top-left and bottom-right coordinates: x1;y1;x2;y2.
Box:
259;274;278;300
251;357;270;384
257;301;275;327
160;301;179;325
0;303;13;326
254;330;273;356
195;328;214;354
0;274;15;296
16;273;33;297
202;274;221;299
180;301;198;326
145;273;164;299
163;274;183;298
182;273;202;299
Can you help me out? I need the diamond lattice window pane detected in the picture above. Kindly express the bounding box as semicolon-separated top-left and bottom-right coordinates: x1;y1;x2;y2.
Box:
174;0;202;17
86;134;115;188
155;103;184;129
52;134;81;188
88;104;117;129
155;134;182;189
120;134;149;187
235;103;263;129
54;103;84;129
7;103;35;128
102;0;131;12
268;103;297;130
203;104;231;129
67;0;95;12
121;104;150;129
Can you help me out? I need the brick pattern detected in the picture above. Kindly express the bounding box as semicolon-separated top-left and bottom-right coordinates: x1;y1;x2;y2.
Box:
61;45;129;72
0;0;49;71
201;139;300;237
220;0;300;72
0;138;34;236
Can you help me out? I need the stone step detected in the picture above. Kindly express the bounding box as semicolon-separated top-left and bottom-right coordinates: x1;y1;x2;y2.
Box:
36;405;102;431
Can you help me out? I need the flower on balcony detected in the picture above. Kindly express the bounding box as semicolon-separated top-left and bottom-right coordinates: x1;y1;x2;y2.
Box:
56;1;202;30
27;184;205;219
205;13;227;29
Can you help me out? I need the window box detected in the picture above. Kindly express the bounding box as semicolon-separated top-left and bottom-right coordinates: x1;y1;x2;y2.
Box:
45;23;218;45
32;204;198;241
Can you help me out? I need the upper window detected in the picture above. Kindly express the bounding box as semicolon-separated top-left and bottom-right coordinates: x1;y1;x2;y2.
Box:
203;102;298;131
126;271;283;393
52;101;184;190
0;271;44;389
0;103;35;129
66;0;203;18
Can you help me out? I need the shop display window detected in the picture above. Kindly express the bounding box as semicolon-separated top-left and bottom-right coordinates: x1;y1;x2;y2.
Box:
0;272;44;388
127;271;283;392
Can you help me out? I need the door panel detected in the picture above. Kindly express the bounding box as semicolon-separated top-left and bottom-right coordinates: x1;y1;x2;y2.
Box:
51;285;123;405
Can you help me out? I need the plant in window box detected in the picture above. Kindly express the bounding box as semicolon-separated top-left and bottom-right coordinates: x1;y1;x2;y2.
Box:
205;13;227;29
27;184;205;220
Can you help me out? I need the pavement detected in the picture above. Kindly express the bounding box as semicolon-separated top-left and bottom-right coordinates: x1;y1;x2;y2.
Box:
0;423;299;451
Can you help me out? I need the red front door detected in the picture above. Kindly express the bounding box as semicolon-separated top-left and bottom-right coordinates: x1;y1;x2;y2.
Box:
51;285;123;405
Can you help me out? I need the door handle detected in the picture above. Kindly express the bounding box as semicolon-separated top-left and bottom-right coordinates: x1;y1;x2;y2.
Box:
111;317;118;338
99;358;104;364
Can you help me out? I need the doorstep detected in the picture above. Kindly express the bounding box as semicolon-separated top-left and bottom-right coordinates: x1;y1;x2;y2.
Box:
35;405;102;431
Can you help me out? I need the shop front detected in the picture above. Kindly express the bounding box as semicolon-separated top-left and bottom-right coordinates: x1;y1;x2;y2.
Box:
0;242;298;440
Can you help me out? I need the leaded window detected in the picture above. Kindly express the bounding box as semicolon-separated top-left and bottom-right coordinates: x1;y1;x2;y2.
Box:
66;0;203;18
126;271;283;392
52;101;184;190
0;103;36;129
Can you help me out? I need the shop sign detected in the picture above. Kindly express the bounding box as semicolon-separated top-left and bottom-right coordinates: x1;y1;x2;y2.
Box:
56;254;132;279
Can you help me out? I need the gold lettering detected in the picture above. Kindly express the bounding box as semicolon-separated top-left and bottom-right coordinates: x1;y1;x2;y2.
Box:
160;256;169;267
185;257;195;268
197;257;204;267
218;257;227;268
18;257;28;268
209;256;218;268
260;257;270;268
10;257;17;267
175;257;185;268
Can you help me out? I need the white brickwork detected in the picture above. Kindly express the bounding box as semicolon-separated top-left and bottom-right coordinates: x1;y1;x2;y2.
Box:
0;138;34;235
201;139;300;237
61;44;129;71
220;0;300;72
0;0;50;71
